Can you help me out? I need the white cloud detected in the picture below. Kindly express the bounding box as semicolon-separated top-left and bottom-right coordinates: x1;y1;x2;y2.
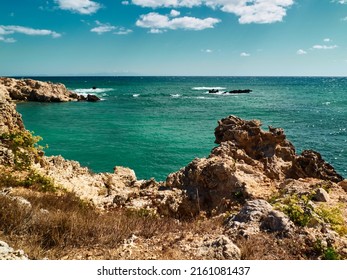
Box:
132;0;201;8
55;0;101;15
201;48;213;53
121;1;130;4
342;16;347;21
0;36;16;43
114;27;133;35
0;25;61;39
323;38;331;42
91;21;116;34
312;44;338;50
296;49;307;55
136;12;220;31
240;52;250;57
149;28;165;33
170;9;181;17
131;0;294;24
91;21;133;35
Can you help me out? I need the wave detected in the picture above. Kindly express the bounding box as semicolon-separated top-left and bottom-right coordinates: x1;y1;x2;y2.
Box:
170;94;181;98
192;87;226;91
196;96;216;100
133;94;140;98
72;88;114;96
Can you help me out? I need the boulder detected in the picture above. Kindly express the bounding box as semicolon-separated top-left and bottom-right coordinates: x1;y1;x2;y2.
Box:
312;188;330;202
0;241;28;260
196;235;241;260
86;94;100;102
225;200;294;236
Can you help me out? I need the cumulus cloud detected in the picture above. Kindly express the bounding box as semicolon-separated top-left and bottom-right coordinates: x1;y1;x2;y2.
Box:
323;38;331;42
201;48;213;53
312;44;338;50
170;9;181;17
296;49;307;55
121;1;130;4
136;12;220;31
0;25;61;41
55;0;101;15
131;0;294;24
240;52;250;57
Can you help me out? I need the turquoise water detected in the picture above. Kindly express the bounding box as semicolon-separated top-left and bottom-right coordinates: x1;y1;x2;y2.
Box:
16;77;347;181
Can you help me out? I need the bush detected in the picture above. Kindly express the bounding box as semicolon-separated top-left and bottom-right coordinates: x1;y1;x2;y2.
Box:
0;130;44;170
0;168;56;193
315;205;347;236
276;194;313;227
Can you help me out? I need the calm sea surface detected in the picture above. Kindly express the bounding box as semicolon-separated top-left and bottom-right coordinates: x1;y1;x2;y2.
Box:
16;76;347;181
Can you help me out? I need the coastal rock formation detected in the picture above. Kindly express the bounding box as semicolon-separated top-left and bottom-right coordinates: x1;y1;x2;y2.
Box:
0;77;78;102
166;115;344;215
0;77;100;102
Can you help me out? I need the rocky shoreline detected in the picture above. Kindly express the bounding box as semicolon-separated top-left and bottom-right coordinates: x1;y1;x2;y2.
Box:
1;77;346;260
0;77;100;102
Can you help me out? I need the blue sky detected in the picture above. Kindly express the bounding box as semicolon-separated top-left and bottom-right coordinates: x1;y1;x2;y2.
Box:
1;0;347;76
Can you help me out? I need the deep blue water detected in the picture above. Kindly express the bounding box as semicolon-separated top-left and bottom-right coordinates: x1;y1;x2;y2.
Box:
16;76;347;181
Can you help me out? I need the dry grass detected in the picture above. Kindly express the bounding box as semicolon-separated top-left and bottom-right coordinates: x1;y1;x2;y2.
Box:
0;190;182;259
235;232;319;260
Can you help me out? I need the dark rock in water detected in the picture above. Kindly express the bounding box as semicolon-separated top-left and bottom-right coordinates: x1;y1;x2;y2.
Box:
69;92;79;99
86;94;100;102
78;95;87;101
92;86;97;90
229;89;252;94
208;89;219;93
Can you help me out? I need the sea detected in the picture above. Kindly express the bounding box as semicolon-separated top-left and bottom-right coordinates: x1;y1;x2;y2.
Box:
16;76;347;181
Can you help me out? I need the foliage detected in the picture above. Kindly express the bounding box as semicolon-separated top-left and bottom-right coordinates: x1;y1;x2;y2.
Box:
315;205;347;236
0;168;56;193
276;194;313;227
0;130;44;170
314;239;341;260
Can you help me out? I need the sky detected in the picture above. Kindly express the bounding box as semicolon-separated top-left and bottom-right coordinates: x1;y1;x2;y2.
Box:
1;0;347;76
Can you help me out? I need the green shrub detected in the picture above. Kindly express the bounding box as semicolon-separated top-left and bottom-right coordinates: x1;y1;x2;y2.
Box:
0;130;44;170
277;194;313;227
315;205;347;236
0;168;56;193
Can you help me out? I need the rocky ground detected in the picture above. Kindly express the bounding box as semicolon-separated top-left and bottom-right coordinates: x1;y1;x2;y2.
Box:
0;78;346;260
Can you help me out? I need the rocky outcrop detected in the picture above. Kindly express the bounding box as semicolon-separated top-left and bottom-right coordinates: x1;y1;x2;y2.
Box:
225;199;294;236
0;77;100;102
166;115;344;216
0;77;78;102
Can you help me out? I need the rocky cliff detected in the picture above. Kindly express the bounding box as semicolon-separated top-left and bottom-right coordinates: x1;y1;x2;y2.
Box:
0;78;346;260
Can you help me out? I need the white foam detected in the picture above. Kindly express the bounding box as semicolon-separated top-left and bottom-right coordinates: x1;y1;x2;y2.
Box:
132;94;140;98
170;94;181;98
192;87;226;91
72;88;113;96
196;96;216;100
